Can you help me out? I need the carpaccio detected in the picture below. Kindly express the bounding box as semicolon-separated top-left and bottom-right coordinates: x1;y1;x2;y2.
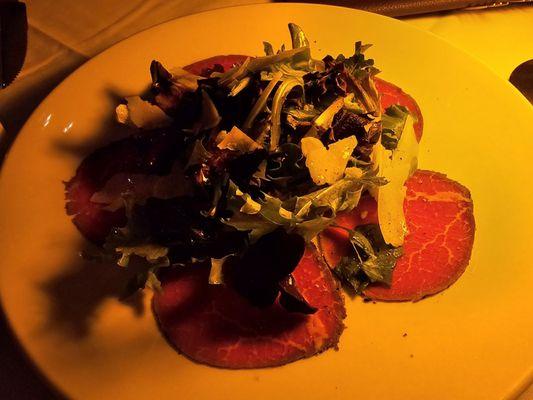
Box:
318;170;475;301
153;246;345;368
65;54;474;369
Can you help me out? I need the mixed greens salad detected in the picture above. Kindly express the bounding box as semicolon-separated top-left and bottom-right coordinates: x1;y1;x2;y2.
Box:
92;24;419;312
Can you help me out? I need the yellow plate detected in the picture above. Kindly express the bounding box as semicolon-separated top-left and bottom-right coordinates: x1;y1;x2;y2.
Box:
1;4;532;399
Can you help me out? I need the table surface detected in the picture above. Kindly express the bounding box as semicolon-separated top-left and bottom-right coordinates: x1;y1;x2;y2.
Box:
0;2;532;399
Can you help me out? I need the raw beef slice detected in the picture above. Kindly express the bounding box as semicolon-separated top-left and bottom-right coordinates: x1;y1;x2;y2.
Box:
153;246;346;368
184;54;249;76
319;170;475;301
64;130;182;243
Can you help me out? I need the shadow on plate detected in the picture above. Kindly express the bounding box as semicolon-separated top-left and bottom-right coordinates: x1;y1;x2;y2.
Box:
0;54;87;167
49;88;140;160
37;88;151;339
39;243;147;339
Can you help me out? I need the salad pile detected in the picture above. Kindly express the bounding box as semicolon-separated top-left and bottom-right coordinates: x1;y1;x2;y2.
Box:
84;24;419;313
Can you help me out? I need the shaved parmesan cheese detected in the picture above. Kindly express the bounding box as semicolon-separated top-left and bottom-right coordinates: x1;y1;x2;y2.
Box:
209;255;233;285
217;126;262;153
115;96;172;129
168;67;201;91
301;136;357;185
377;116;419;246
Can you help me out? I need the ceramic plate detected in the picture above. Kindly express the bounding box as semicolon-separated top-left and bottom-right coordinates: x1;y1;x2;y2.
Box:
0;4;532;400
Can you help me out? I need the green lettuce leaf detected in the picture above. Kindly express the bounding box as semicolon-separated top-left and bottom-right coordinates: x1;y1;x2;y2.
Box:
341;42;381;114
111;233;170;294
332;224;403;293
288;22;311;65
223;173;385;242
285;105;319;129
263;41;275;56
243;71;283;130
270;77;304;151
381;105;409;150
294;173;385;219
122;265;165;296
223;181;294;241
115;244;169;268
334;256;369;293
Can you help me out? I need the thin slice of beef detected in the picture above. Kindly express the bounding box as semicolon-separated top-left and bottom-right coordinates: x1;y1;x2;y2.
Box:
65;129;183;243
318;170;475;301
153;246;345;368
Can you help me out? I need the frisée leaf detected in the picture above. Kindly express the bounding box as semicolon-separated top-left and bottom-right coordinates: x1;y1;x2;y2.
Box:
223;173;385;242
